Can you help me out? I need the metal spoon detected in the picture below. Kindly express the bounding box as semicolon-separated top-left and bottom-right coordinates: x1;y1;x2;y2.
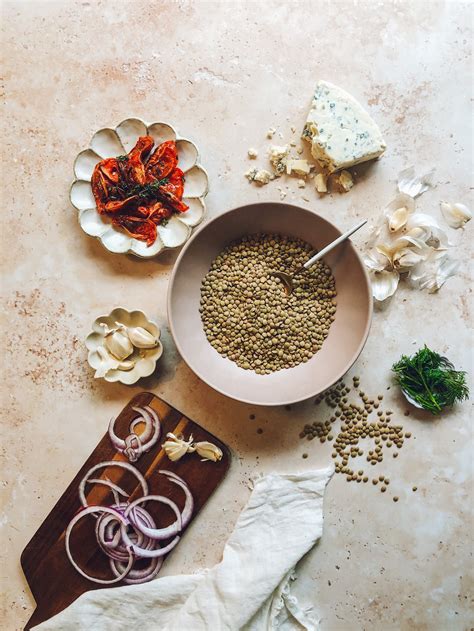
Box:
271;219;367;295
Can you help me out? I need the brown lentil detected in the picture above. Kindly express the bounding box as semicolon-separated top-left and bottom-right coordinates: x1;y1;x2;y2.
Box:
200;234;336;373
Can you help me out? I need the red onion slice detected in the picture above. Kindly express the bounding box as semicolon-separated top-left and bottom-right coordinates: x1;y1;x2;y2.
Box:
79;461;148;508
108;406;161;463
109;556;163;584
66;506;133;584
159;470;194;528
122;531;180;559
67;461;192;585
124;494;182;541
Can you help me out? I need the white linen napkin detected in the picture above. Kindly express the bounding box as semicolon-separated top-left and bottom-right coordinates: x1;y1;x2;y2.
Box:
35;467;334;631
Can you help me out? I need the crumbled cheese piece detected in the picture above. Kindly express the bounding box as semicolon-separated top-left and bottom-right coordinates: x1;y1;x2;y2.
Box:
277;187;287;200
245;168;257;182
247;148;258;159
266;127;276;139
245;168;273;185
315;173;328;193
297;179;306;188
337;169;354;192
302;80;386;173
268;145;289;176
286;159;311;176
290;141;297;147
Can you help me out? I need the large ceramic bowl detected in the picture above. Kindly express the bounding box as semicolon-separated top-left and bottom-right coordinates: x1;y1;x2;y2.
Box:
70;118;208;258
168;203;373;406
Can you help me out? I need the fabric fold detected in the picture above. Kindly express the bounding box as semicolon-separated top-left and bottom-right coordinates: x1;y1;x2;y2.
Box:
35;467;333;631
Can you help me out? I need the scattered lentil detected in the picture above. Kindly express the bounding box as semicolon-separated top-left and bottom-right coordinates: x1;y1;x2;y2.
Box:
298;377;416;496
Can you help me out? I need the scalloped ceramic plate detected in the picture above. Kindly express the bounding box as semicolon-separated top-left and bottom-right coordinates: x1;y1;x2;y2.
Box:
71;119;209;258
85;308;163;384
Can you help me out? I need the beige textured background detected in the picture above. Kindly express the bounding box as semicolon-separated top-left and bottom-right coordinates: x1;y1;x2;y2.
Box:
1;1;473;629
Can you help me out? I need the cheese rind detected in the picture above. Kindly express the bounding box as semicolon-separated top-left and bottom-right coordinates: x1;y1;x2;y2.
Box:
303;81;386;173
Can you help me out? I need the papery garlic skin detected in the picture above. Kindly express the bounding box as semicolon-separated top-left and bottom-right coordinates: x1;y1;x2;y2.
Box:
440;202;472;229
369;270;399;302
194;441;223;462
408;251;460;293
104;329;133;361
94;346;119;378
397;166;434;198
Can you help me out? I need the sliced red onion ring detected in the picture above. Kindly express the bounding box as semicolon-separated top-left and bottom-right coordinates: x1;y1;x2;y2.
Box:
122;531;180;559
109;556;163;584
108;406;161;463
66;506;133;584
159;470;194;528
79;461;148;508
124;494;182;541
67;461;193;584
96;503;157;562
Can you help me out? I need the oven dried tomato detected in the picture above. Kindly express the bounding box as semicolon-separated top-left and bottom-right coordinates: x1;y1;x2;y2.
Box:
146;140;178;180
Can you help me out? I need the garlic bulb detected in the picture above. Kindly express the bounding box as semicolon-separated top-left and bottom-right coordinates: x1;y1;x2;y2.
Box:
440;202;472;229
194;441;223;462
104;329;133;361
162;433;195;462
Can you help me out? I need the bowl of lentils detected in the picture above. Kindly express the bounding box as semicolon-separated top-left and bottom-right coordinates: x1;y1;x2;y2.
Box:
168;203;372;405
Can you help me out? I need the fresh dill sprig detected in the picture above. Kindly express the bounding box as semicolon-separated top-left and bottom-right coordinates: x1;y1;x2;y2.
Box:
392;346;469;415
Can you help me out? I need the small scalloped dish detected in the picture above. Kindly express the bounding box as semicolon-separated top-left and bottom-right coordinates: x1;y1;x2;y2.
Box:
85;308;163;384
71;119;208;258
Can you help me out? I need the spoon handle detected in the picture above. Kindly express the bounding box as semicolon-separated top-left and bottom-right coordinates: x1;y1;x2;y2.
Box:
303;219;367;270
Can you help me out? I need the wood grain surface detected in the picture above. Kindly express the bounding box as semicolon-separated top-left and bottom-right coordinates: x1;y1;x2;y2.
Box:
21;392;231;629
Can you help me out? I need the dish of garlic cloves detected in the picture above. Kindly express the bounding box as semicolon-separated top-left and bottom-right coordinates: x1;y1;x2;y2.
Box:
85;308;163;384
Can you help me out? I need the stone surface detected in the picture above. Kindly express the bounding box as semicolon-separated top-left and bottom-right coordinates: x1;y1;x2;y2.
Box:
1;1;472;629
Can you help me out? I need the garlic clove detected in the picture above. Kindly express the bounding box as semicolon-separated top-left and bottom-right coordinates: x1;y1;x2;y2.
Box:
104;329;133;361
116;359;136;371
393;247;426;270
363;249;388;272
440;202;472;229
194;441;223;462
388;206;408;232
369;270;400;301
126;326;158;349
162;432;195;462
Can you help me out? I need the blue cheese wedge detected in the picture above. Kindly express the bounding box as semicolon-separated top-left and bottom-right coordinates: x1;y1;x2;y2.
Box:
303;81;386;173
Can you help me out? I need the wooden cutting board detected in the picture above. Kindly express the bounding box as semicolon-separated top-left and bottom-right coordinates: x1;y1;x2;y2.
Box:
21;392;231;630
